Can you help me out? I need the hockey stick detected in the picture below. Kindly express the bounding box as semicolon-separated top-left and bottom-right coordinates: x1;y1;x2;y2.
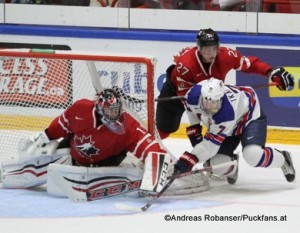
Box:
154;96;186;102
252;81;277;89
154;82;278;102
115;176;177;212
114;160;237;212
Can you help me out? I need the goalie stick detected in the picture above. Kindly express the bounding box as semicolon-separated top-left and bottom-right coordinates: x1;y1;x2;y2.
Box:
50;160;237;203
114;160;238;212
115;175;177;212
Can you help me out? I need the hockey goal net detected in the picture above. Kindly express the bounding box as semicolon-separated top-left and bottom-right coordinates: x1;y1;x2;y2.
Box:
0;49;156;161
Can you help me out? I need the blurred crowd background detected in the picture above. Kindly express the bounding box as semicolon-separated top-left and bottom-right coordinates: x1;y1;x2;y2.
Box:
1;0;299;14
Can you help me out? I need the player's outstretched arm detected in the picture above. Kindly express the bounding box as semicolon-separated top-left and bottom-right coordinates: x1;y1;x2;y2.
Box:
268;67;295;91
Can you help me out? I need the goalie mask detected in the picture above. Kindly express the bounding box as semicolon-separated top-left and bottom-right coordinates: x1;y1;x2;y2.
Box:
95;89;125;134
200;78;225;115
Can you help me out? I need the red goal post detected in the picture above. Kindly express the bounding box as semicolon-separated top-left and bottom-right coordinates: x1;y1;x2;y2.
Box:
0;49;156;161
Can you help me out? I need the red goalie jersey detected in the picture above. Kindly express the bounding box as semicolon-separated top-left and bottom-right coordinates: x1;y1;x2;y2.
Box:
45;99;165;166
171;46;272;96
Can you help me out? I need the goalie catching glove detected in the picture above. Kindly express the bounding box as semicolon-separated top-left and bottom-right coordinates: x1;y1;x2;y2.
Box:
18;131;51;157
268;67;294;91
174;151;199;173
29;131;50;147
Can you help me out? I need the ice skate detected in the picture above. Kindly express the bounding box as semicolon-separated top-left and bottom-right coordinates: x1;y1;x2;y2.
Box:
281;151;295;182
227;154;239;185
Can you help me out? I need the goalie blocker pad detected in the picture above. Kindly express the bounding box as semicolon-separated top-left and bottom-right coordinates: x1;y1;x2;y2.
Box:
140;152;171;193
140;152;209;195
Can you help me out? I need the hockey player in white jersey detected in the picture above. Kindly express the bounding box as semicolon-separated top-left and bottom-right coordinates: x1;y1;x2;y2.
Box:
174;77;296;184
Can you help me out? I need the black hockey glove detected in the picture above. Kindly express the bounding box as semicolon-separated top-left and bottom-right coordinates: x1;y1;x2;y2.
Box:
174;151;199;174
186;124;203;147
268;67;294;91
177;1;189;9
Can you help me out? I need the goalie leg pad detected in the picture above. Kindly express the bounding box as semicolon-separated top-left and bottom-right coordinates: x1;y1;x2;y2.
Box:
47;163;143;200
140;152;171;193
1;147;70;189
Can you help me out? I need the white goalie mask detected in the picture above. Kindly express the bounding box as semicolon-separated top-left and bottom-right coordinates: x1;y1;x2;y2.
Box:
199;78;225;115
95;89;125;134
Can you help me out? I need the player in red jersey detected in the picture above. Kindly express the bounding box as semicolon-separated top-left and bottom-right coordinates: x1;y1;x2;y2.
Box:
156;28;294;145
1;89;177;195
45;89;165;167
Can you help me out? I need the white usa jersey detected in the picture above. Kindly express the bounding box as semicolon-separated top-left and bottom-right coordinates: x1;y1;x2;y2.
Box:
185;84;261;162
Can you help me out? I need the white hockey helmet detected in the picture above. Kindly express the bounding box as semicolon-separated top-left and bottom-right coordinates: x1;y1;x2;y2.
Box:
200;78;225;114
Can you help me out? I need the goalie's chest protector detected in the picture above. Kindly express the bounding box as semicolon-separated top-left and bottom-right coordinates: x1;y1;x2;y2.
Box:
68;112;137;165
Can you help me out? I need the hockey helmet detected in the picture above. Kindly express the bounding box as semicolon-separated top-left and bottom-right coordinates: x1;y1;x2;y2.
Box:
196;28;219;49
200;78;225;114
95;89;125;134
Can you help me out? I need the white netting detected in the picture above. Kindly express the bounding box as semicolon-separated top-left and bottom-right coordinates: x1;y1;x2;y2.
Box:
0;49;155;161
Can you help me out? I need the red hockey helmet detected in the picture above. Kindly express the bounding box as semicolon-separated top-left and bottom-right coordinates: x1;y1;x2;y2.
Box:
95;89;124;134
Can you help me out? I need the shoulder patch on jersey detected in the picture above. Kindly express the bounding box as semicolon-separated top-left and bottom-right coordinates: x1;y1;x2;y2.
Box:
213;95;234;124
186;84;202;106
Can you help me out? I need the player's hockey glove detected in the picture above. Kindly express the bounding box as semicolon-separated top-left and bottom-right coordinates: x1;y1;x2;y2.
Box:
174;151;199;173
268;67;294;91
186;124;203;147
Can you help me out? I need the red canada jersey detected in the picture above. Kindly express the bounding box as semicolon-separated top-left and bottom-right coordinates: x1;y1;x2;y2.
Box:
46;99;165;165
171;46;272;96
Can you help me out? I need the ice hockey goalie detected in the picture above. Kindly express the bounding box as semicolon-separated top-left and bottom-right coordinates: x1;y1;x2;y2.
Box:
0;88;209;200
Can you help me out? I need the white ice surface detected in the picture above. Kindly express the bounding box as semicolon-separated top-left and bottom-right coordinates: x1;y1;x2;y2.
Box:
0;138;299;233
